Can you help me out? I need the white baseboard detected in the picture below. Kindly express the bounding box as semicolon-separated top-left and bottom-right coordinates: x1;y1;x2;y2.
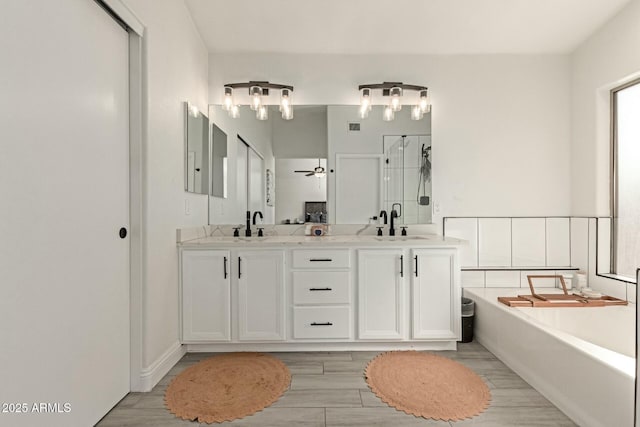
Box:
134;341;186;392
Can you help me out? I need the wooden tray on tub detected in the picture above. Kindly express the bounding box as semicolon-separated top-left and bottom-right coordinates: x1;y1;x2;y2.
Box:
498;275;628;307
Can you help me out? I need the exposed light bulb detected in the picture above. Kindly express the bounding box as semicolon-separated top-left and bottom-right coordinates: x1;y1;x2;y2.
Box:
358;104;369;119
360;87;372;110
250;86;262;111
280;88;292;111
411;105;423;120
383;105;394;121
389;86;402;112
222;87;234;111
229;104;240;118
281;105;293;120
418;89;429;112
256;105;268;120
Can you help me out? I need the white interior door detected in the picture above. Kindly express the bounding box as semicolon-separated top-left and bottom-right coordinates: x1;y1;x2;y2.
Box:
335;154;383;223
236;138;248;222
0;1;129;425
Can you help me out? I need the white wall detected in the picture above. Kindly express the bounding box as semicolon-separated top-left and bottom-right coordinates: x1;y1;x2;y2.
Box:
275;159;327;223
272;106;328;158
123;0;209;376
209;53;572;224
570;0;640;217
569;0;640;293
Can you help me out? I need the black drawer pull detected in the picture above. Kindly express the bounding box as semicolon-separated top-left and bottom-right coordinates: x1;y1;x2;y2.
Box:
309;258;332;262
223;256;228;279
309;287;332;291
400;255;404;277
310;322;333;326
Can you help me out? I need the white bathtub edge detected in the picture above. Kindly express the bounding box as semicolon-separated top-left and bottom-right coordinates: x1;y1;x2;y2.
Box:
468;288;634;427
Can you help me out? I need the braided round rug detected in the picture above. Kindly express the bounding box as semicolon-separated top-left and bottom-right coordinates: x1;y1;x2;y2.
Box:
365;350;491;421
165;352;291;424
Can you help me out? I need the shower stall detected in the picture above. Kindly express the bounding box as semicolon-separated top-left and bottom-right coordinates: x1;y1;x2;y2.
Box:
383;135;432;224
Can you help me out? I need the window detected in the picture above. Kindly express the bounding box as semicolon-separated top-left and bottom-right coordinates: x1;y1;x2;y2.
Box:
611;79;640;280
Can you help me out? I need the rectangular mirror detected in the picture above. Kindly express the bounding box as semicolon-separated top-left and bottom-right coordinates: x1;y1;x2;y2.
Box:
184;102;210;195
207;104;431;225
211;122;228;198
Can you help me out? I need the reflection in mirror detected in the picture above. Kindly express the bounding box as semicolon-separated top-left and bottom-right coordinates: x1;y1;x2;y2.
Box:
207;104;431;225
383;135;432;224
184;102;209;195
275;158;327;224
210;123;227;198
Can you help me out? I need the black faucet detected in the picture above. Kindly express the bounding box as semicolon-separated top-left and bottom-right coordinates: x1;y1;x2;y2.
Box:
390;209;399;236
379;210;388;224
252;211;263;225
245;211;252;237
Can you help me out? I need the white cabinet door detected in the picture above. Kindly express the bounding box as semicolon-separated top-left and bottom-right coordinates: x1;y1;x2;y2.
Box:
358;249;405;340
181;250;231;342
411;249;459;340
237;250;286;341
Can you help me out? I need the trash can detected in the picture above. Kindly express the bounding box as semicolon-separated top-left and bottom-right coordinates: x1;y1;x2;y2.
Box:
460;297;475;343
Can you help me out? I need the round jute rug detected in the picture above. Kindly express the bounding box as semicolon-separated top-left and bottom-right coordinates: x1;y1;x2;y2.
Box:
165;352;291;424
365;350;491;421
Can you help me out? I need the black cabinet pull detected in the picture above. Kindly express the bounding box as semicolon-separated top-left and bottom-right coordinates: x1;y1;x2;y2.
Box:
309;287;332;291
400;255;404;277
238;257;242;279
223;256;228;279
309;258;332;262
414;255;418;277
310;322;333;326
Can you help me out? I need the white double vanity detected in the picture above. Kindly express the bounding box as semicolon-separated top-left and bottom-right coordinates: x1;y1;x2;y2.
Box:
179;234;463;351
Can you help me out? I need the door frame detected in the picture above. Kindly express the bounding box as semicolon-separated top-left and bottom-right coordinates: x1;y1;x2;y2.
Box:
96;0;145;392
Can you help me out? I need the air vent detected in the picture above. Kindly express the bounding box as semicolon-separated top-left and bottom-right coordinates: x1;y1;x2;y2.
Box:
348;122;361;131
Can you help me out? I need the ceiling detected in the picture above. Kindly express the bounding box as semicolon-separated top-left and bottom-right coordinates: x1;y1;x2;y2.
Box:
185;0;631;55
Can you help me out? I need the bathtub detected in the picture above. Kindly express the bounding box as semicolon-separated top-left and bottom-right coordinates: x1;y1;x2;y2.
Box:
464;287;635;427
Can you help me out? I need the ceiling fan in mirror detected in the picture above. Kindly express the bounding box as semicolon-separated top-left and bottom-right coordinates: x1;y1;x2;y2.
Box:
294;159;326;177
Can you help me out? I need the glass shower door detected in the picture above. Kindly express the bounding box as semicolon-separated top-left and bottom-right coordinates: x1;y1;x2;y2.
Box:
383;135;432;224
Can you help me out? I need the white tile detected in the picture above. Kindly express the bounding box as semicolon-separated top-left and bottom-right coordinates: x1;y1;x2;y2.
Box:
461;271;485;288
485;271;520;288
445;218;478;267
478;218;511;267
511;218;546;267
520;271;557;289
546;218;570;267
570;218;589;272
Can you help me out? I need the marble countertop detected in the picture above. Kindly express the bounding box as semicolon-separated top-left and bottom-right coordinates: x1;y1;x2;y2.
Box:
179;234;466;248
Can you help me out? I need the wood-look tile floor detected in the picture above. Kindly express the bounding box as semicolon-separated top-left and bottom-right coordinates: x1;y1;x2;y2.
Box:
97;342;576;427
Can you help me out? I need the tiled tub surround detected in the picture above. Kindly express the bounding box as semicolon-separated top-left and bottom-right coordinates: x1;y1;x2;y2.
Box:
178;229;463;352
444;216;636;302
466;288;634;427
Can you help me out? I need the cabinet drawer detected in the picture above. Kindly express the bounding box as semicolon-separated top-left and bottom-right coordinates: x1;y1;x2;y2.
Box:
293;307;351;339
292;249;350;269
293;271;350;305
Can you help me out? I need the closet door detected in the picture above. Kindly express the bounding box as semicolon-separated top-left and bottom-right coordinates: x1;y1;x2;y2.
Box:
0;1;129;425
248;147;265;213
236;137;248;221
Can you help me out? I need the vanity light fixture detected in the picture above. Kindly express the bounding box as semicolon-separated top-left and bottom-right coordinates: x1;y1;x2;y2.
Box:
358;82;430;121
222;81;294;120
